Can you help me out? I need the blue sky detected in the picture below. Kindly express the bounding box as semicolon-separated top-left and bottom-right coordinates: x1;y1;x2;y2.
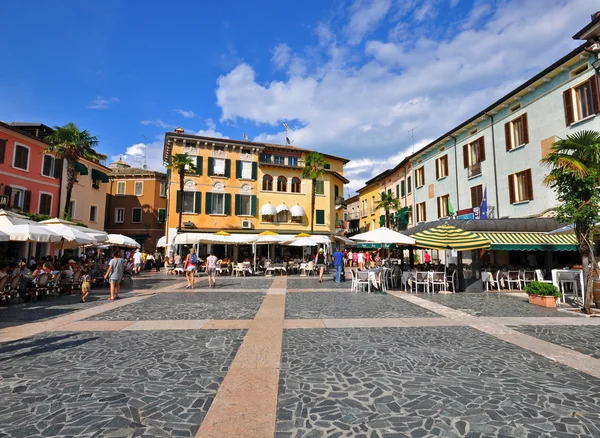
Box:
0;0;594;193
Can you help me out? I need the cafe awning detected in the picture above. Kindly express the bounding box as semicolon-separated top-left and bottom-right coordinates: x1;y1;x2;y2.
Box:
76;162;88;175
91;168;109;183
477;232;578;251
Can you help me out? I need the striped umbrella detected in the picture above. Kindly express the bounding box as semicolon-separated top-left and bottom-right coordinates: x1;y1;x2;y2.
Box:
411;224;490;251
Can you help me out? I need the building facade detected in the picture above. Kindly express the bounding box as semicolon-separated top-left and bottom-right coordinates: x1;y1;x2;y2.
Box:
59;157;110;228
104;160;167;252
162;130;349;248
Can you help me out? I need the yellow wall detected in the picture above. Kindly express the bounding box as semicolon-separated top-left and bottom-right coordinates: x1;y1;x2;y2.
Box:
358;182;382;231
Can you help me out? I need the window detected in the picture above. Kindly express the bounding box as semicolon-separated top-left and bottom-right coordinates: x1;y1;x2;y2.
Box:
211;193;225;215
274;155;285;165
182;192;196;214
260;153;272;163
505;114;529;151
11;188;25;209
315;180;324;195
291;177;301;193
89;205;98;222
407;176;412;194
132;208;142;223
416;202;426;223
395;184;399;199
362;200;367;217
415;167;425;187
114;208;124;223
41;155;55;177
238;195;252;216
39;193;52;216
116;181;126;196
69;201;76;218
435;155;449;179
213;158;226;176
437;195;450;218
509;169;533;204
277;176;287;192
159;182;167;197
277;210;288;223
315;209;325;225
239;161;252;179
13;144;29;170
571;64;588;78
134;181;144;196
371;196;375;214
400;180;405;197
262;175;273;191
158;208;166;224
288;157;298;166
407;209;413;225
463;137;486;167
470;185;483;209
563;76;600;125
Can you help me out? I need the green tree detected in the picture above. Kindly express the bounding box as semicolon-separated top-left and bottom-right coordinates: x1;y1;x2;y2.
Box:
375;191;400;229
44;123;105;219
541;130;600;314
302;152;329;233
168;153;196;230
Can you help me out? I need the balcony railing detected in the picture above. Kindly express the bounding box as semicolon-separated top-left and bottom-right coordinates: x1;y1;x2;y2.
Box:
335;219;345;229
335;196;345;206
468;162;482;178
347;211;360;220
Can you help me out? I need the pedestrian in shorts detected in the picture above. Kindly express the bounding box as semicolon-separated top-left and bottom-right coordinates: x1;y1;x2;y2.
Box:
206;251;218;288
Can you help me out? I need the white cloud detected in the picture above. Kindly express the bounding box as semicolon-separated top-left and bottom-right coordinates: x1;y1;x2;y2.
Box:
175;109;197;118
87;96;119;110
140;119;173;129
272;43;291;70
345;0;392;45
111;141;165;172
215;0;592;192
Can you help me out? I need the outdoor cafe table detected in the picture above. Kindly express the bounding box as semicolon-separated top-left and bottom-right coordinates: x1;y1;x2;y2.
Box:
551;269;584;303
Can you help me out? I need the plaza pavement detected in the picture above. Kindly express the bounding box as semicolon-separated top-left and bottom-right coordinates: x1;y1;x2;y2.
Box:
0;272;599;437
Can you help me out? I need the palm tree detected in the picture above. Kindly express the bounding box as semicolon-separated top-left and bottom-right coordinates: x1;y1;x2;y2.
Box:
541;130;600;314
302;152;329;233
375;191;400;229
168;153;196;230
44;123;105;219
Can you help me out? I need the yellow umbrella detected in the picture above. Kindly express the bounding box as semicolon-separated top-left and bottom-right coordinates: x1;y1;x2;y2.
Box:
295;233;311;238
258;231;278;236
214;230;231;236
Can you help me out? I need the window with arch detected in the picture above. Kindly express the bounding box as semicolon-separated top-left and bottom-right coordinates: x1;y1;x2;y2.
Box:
291;177;301;193
262;175;273;191
277;176;287;192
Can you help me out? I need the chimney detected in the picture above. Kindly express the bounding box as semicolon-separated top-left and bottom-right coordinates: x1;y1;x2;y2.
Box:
175;127;184;134
594;11;600;21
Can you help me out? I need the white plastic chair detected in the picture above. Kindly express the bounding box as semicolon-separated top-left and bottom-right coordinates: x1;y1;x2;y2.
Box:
535;269;552;284
412;271;429;294
356;270;370;293
521;270;535;288
506;271;521;290
430;271;446;293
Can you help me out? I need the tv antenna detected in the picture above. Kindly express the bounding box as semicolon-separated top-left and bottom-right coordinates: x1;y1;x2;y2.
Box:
243;133;249;141
139;135;150;169
283;123;293;145
408;126;419;153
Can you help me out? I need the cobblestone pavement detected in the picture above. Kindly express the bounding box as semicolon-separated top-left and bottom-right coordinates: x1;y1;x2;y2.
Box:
205;277;274;290
87;292;265;321
419;292;577;317
276;327;600;438
512;325;600;359
0;330;245;437
287;277;350;290
285;292;438;319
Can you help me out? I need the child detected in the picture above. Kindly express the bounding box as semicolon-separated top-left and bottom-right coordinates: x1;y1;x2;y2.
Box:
81;272;91;303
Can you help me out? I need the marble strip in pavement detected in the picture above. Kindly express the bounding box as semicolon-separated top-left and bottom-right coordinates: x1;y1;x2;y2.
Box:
389;291;600;380
48;319;255;331
0;280;188;343
196;275;287;438
284;317;467;329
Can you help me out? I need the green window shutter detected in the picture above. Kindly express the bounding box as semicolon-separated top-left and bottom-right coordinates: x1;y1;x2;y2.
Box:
379;214;385;226
208;157;215;176
195;192;202;213
196;157;203;176
225;159;231;178
324;163;331;169
316;209;325;225
175;191;182;213
334;185;339;198
401;181;405;197
407;176;412;193
158;209;166;224
388;189;391;195
251;195;257;216
235;194;241;216
251;162;257;180
236;160;242;179
224;193;232;215
205;192;213;214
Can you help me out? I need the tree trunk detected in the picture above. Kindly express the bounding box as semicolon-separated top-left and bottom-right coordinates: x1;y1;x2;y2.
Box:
577;229;595;314
63;158;76;219
178;171;184;231
385;208;390;228
310;179;316;234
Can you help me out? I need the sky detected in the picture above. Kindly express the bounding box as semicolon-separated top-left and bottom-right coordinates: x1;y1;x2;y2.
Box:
1;0;596;195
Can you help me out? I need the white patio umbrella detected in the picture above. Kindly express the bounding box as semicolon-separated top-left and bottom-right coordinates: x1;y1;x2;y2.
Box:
173;233;201;245
4;223;63;243
106;234;141;248
289;237;318;247
39;222;97;248
351;227;416;247
157;236;167;248
0;229;9;242
40;218;109;243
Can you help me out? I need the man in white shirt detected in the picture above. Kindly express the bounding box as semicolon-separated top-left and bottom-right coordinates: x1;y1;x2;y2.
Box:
206;251;218;288
133;249;143;274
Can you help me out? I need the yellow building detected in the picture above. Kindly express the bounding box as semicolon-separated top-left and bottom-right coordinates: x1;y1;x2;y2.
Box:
357;177;382;232
162;129;349;256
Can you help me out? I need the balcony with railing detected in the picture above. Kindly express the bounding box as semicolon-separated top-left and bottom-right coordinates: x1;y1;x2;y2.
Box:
347;211;360;220
468;162;482;178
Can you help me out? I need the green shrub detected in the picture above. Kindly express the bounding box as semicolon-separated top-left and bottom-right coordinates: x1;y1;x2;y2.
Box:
525;281;561;298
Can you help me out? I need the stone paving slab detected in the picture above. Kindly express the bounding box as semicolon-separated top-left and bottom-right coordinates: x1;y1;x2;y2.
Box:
287;278;350;291
285;292;438;319
419;292;577;317
87;292;266;321
276;326;600;438
0;330;246;437
511;325;600;360
203;277;275;290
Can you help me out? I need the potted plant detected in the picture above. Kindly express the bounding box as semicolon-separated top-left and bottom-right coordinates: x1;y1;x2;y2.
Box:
525;281;561;308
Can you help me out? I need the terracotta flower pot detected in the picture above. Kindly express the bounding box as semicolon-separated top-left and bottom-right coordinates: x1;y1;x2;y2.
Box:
528;294;557;308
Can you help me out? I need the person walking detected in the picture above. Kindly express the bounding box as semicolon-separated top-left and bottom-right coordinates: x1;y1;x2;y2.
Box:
333;247;344;283
206;251;218;288
154;251;162;272
184;248;198;289
347;249;353;267
357;250;365;271
104;251;124;300
133;249;143;275
316;248;326;283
